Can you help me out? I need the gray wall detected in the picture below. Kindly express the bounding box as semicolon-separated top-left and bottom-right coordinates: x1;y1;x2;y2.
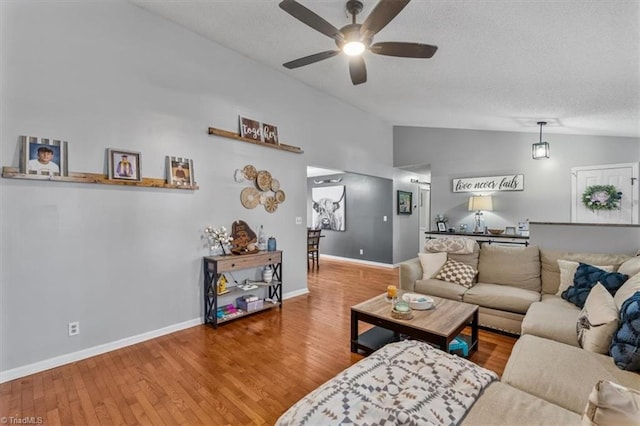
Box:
394;126;640;231
0;1;395;375
530;223;640;254
307;173;393;264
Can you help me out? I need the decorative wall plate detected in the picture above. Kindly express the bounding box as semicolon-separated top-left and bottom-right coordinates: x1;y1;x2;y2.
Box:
275;190;286;203
256;170;272;191
240;187;260;209
264;196;278;213
270;178;280;191
243;164;257;180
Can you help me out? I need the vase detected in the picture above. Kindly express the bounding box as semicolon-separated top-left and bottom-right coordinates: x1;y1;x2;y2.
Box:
262;266;273;283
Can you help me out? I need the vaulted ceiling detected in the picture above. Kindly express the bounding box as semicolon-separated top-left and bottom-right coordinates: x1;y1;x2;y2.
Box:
130;0;640;138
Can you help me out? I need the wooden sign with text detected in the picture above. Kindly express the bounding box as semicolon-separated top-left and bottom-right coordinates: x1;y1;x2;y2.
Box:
239;116;263;141
453;174;524;192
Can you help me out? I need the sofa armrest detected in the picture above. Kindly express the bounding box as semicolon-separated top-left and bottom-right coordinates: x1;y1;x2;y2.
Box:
399;258;422;292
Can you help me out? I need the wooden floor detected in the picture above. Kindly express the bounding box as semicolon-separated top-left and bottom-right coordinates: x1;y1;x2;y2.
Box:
0;257;517;425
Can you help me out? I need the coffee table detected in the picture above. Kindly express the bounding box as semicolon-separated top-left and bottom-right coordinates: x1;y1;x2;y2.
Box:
351;291;479;356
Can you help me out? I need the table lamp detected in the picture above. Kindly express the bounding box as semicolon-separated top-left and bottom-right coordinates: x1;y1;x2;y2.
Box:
468;196;493;233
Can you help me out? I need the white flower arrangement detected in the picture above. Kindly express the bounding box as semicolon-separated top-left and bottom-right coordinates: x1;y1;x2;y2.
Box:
204;226;233;254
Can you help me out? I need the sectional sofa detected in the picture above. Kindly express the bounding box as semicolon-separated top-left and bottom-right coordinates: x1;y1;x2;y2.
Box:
276;241;640;425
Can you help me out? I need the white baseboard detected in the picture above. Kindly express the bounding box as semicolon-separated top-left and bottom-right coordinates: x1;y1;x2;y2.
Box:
320;254;395;269
1;288;310;383
0;318;201;384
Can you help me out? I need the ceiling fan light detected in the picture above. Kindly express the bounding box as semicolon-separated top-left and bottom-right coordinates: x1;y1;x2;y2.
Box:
343;41;365;56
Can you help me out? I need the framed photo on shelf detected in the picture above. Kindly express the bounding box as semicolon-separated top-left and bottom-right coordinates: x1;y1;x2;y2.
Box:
436;221;447;232
397;190;412;215
166;156;194;186
20;135;68;176
108;149;141;181
505;226;516;235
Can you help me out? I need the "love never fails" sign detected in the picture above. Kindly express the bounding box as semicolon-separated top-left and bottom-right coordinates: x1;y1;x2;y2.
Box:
452;174;524;192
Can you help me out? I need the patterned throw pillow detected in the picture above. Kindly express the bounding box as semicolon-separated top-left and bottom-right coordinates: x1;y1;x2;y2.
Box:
610;291;640;371
576;284;619;354
556;259;613;296
561;263;628;308
434;259;477;288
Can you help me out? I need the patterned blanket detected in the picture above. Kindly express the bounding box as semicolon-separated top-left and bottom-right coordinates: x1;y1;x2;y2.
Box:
276;340;498;426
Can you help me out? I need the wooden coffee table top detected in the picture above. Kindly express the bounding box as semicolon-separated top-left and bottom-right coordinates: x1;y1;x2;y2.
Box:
351;290;479;338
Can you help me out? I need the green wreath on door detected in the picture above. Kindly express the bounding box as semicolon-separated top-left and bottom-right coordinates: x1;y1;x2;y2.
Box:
582;185;622;211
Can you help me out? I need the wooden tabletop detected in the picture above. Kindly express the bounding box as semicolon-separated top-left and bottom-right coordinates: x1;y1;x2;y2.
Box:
351;290;479;338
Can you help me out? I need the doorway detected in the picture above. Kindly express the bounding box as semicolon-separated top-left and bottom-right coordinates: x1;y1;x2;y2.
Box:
571;162;639;224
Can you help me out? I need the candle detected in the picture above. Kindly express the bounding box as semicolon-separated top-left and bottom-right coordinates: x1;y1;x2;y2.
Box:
387;285;397;299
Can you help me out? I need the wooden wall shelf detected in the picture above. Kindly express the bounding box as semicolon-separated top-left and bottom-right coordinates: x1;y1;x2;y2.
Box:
1;167;199;190
207;127;303;154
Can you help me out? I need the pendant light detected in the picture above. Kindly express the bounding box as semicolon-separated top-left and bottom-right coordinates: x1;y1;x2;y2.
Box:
532;121;550;159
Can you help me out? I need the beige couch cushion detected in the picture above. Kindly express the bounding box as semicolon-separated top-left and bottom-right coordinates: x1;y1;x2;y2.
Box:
521;301;580;346
614;272;640;310
418;252;447;279
462;382;581;425
582;380;640;426
540;249;631;295
577;283;619;354
447;242;481;270
502;335;640;414
414;278;467;301
477;245;541;292
462;283;540;314
618;256;640;277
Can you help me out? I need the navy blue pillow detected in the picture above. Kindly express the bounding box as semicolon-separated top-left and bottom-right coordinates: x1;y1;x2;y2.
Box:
610;291;640;371
561;263;628;308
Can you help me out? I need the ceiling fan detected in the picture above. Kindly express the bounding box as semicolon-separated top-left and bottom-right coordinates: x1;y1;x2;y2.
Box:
279;0;438;85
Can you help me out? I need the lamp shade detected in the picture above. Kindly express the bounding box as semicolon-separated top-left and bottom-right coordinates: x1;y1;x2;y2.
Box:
468;196;493;212
532;141;550;159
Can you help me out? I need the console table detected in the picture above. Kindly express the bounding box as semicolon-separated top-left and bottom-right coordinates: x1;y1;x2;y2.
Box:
203;250;283;328
425;231;530;246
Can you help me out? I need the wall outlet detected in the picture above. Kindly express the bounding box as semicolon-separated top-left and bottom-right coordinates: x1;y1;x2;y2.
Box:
295;216;302;225
359;249;364;255
383;216;387;222
68;321;80;336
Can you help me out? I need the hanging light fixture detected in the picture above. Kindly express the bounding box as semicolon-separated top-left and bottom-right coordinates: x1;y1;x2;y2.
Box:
532;121;550;160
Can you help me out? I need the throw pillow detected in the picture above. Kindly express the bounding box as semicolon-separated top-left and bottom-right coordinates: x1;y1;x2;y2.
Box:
576;284;619;354
418;252;448;280
618;256;640;278
424;237;476;254
434;259;477;288
610;291;640;371
556;259;613;296
582;380;640;426
614;272;640;310
561;263;628;308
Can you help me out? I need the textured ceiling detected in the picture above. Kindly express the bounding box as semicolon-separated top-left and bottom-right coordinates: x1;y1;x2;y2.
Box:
130;0;640;138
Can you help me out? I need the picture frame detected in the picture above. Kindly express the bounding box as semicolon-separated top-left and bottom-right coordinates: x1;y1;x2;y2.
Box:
20;135;68;176
505;226;516;235
262;122;279;145
436;221;447;232
108;149;141;181
166;156;195;186
239;116;263;141
397;190;412;215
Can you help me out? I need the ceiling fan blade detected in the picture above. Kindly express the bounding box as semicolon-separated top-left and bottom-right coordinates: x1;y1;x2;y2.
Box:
283;50;340;69
361;0;411;37
370;42;438;58
349;56;367;85
279;0;342;41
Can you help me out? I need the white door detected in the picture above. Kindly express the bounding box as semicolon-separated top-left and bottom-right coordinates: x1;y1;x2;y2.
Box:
418;187;430;251
571;163;639;224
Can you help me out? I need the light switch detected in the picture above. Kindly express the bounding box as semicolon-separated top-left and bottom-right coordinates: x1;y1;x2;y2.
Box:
383;216;387;222
295;217;302;225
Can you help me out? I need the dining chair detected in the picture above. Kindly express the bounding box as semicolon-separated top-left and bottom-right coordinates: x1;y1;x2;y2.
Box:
307;228;322;270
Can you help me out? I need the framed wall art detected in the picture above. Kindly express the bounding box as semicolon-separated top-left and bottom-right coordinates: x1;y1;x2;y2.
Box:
108;149;141;181
397;190;412;215
166;156;194;186
436;221;447;232
20;135;68;176
311;185;346;231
